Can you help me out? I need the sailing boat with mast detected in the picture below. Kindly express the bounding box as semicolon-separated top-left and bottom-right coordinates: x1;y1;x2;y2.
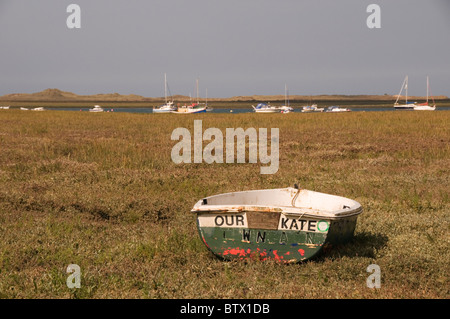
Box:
394;76;436;111
153;73;177;113
279;84;294;113
394;76;415;110
414;76;436;111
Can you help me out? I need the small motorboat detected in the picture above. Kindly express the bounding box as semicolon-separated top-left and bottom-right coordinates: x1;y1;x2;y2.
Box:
252;103;281;113
89;105;104;112
326;106;351;112
153;101;177;113
31;107;45;111
192;186;363;263
301;104;324;113
279;105;294;113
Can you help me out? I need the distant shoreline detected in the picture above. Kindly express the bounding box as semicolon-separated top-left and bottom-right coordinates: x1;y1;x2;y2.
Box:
1;88;448;105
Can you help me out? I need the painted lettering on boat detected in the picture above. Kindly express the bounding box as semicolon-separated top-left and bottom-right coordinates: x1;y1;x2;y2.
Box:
278;217;330;233
197;213;248;228
242;229;267;243
215;215;245;227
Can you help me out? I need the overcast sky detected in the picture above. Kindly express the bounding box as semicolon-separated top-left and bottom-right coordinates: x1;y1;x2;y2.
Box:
0;0;449;98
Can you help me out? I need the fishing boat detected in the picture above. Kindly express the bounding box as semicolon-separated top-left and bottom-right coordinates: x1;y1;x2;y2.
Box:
252;103;281;113
172;102;207;114
171;78;207;114
414;76;436;111
192;186;363;263
89;105;104;112
326;106;351;112
31;107;45;111
153;73;177;113
279;84;294;113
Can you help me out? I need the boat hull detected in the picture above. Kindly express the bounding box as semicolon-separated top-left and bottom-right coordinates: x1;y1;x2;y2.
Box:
153;108;177;113
193;188;362;263
171;108;206;114
254;109;280;113
414;105;436;111
196;212;358;262
394;104;414;110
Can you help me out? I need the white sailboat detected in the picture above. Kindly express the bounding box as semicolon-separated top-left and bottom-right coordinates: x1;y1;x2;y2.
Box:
394;76;415;110
394;76;436;111
279;84;294;113
414;76;436;111
153;73;177;113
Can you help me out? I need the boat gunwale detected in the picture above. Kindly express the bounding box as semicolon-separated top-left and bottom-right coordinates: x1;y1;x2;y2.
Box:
191;187;363;220
192;203;363;220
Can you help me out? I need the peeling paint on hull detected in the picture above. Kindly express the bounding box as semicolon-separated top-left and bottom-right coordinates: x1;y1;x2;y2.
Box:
196;215;357;262
198;226;325;262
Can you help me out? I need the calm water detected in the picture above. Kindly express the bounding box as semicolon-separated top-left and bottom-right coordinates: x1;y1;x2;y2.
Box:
47;107;450;114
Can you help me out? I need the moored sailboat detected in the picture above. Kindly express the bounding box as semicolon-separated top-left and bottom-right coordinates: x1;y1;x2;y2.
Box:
414;76;436;111
153;73;177;113
394;76;414;110
394;76;436;111
279;84;294;113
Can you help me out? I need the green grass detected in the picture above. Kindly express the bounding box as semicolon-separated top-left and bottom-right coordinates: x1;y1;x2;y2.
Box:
0;109;448;298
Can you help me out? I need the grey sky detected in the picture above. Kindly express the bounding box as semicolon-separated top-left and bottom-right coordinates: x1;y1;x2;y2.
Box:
0;0;449;98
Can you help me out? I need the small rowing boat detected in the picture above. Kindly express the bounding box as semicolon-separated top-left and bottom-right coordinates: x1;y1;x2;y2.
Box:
192;186;363;262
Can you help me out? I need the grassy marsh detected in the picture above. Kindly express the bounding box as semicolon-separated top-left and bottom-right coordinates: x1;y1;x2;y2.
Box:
0;109;448;298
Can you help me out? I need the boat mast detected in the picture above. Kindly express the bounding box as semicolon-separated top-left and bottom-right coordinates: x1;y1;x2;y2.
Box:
405;76;408;104
164;73;167;104
196;78;199;104
284;84;287;106
395;76;407;105
426;76;429;103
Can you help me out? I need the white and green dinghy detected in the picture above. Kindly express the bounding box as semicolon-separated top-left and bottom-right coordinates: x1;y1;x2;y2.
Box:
192;186;363;263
